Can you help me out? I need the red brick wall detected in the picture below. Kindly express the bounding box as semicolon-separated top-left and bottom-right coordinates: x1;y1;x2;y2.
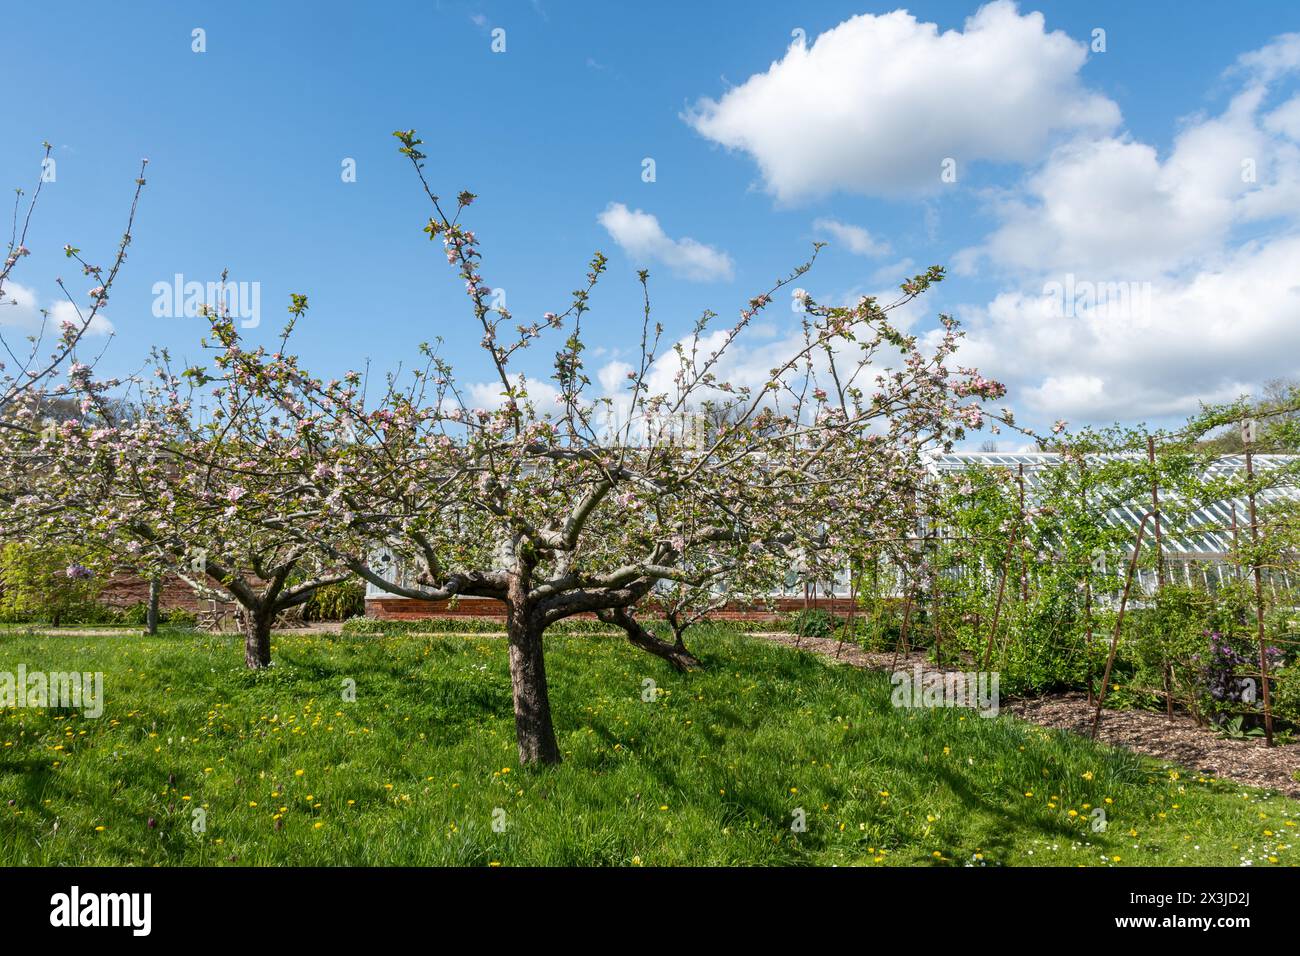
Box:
96;573;203;611
365;595;863;622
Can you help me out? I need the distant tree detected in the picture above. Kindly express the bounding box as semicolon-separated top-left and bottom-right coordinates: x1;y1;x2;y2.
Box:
1197;379;1300;454
0;541;106;626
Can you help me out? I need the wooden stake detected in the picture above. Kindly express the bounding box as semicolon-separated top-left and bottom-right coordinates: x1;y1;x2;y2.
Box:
1245;446;1275;747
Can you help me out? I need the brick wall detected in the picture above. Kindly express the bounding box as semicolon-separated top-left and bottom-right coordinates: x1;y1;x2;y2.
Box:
95;573;204;611
365;595;863;622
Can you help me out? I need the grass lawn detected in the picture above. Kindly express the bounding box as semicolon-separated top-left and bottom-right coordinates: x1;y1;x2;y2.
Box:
0;625;1294;866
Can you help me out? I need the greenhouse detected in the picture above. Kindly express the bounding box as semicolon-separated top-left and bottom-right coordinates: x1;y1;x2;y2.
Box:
927;451;1300;596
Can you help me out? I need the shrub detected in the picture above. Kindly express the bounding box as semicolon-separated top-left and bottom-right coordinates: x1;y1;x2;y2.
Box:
118;602;198;628
785;609;839;638
303;581;366;621
0;543;106;626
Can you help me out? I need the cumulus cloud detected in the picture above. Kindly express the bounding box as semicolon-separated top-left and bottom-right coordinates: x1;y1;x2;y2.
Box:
597;203;734;281
812;218;891;257
594;285;923;425
467;374;562;412
597;359;634;393
939;31;1300;425
1234;31;1300;84
1264;93;1300;140
942;234;1300;421
0;282;114;337
684;1;1118;202
958;87;1295;280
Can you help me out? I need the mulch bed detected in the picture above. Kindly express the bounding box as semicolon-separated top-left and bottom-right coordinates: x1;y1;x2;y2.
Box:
752;631;1300;799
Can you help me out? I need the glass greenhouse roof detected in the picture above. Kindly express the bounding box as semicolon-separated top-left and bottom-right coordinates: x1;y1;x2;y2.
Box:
927;452;1300;558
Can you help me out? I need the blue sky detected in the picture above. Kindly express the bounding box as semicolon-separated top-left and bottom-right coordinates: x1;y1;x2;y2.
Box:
4;0;1299;440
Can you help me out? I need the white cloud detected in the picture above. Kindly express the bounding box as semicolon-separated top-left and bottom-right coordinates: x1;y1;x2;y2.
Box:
0;283;114;337
590;286;925;430
684;1;1118;202
938;31;1300;425
942;233;1300;420
597;203;734;282
868;258;917;286
812;218;891;257
960;84;1296;280
467;373;562;412
597;360;634;393
1234;32;1300;84
49;300;114;337
1264;93;1300;140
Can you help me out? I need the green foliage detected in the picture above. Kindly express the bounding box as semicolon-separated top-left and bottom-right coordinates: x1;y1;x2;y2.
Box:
787;609;839;638
303;581;366;622
116;602;198;628
1124;585;1218;707
1216;715;1267;740
0;542;106;625
1197;379;1300;454
994;586;1104;696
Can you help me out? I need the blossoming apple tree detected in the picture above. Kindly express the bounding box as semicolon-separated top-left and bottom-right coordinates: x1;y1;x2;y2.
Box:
178;129;1011;764
5;319;356;668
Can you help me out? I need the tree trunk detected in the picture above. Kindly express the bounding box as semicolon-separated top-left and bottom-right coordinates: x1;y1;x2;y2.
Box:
506;598;561;766
146;577;160;635
599;607;701;672
244;607;273;669
666;610;688;649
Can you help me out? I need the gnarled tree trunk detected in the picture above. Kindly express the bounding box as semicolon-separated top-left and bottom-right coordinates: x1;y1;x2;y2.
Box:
244;606;273;669
506;580;561;765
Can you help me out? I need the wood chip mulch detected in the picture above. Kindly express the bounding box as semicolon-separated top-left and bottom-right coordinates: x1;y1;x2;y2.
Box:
751;630;1300;799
